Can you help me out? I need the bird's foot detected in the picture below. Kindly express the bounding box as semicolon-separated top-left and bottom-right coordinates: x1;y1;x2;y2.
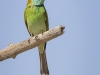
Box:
28;39;30;43
28;34;34;43
42;30;44;35
35;35;39;41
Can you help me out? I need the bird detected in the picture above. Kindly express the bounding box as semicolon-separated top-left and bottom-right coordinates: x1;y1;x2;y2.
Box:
24;0;49;74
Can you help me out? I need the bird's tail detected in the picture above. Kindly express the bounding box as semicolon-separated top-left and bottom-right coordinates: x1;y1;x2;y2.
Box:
38;43;49;74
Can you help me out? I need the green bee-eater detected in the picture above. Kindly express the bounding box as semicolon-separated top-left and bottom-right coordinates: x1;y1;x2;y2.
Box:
24;0;49;74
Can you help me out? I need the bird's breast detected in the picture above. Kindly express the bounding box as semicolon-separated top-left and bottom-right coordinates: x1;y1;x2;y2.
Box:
27;6;46;35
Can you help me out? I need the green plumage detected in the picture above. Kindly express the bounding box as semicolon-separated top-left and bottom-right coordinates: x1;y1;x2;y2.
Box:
24;1;49;74
24;4;49;53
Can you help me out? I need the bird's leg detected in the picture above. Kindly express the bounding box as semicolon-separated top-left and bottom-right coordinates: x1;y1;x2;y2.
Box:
28;33;34;43
35;35;38;40
42;30;44;35
31;33;34;37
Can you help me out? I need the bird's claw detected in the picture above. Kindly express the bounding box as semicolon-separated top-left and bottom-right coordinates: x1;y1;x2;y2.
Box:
28;36;33;43
42;30;44;35
28;39;30;43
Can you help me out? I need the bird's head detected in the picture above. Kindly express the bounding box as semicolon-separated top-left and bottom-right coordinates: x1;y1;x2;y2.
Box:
27;0;45;5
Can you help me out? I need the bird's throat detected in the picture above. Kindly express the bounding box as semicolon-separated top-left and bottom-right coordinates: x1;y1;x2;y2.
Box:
32;0;44;5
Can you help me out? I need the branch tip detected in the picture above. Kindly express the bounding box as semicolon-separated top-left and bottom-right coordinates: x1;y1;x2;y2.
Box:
60;25;65;33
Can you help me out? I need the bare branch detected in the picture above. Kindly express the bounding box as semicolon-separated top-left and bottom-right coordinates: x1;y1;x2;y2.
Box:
0;25;65;61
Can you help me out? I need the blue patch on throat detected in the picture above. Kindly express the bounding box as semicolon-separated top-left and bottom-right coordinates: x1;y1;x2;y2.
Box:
33;0;45;5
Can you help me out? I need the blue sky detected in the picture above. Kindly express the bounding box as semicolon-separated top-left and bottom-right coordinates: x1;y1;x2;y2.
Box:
0;0;100;75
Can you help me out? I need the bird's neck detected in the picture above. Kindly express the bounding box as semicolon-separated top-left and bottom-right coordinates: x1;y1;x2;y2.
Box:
27;0;44;6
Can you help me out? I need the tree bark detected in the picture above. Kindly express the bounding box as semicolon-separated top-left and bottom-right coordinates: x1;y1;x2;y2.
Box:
0;25;65;61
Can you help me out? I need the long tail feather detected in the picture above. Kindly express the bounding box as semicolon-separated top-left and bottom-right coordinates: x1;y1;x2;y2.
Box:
39;50;49;74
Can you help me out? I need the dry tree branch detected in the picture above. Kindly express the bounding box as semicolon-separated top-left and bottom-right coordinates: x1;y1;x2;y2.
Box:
0;25;65;61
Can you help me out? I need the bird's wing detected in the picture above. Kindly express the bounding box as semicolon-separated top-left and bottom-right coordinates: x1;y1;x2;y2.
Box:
44;7;49;31
24;7;31;36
